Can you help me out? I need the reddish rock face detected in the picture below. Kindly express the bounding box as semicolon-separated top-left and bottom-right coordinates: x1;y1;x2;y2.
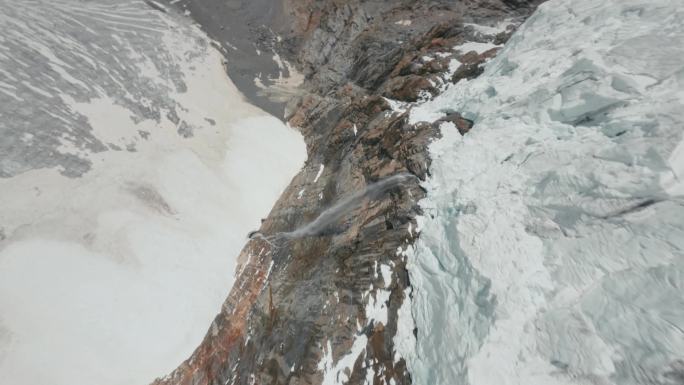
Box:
153;1;545;385
451;47;502;84
382;75;437;102
435;113;475;135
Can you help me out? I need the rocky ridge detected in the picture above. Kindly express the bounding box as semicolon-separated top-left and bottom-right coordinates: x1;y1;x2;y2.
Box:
154;1;544;384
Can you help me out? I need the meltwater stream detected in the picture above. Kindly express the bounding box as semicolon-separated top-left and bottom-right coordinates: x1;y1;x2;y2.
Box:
247;173;418;246
0;1;306;385
279;173;417;239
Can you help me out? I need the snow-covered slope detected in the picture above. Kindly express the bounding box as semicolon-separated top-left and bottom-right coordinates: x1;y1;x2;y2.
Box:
403;1;684;384
0;1;306;385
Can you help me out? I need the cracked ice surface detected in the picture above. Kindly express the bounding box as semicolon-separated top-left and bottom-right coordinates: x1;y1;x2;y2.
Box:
405;1;684;384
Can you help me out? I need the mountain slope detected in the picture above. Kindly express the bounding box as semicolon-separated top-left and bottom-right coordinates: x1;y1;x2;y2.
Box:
153;1;544;384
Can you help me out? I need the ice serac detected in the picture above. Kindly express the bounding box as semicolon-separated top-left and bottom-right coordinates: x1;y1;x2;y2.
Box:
405;1;684;384
153;1;543;385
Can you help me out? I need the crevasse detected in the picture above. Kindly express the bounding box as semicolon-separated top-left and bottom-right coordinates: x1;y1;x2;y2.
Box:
402;1;684;384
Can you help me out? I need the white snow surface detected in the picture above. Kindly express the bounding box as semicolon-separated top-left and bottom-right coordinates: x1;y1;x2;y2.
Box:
0;1;306;385
453;41;501;55
405;1;684;385
463;21;513;36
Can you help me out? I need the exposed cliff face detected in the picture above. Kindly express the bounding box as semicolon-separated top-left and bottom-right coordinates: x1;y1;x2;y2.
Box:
154;1;544;384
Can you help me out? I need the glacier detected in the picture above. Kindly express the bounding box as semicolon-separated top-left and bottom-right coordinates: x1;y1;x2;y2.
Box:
403;0;684;384
0;1;305;385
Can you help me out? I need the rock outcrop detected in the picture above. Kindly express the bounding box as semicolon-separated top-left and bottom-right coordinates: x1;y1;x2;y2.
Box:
154;1;544;384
